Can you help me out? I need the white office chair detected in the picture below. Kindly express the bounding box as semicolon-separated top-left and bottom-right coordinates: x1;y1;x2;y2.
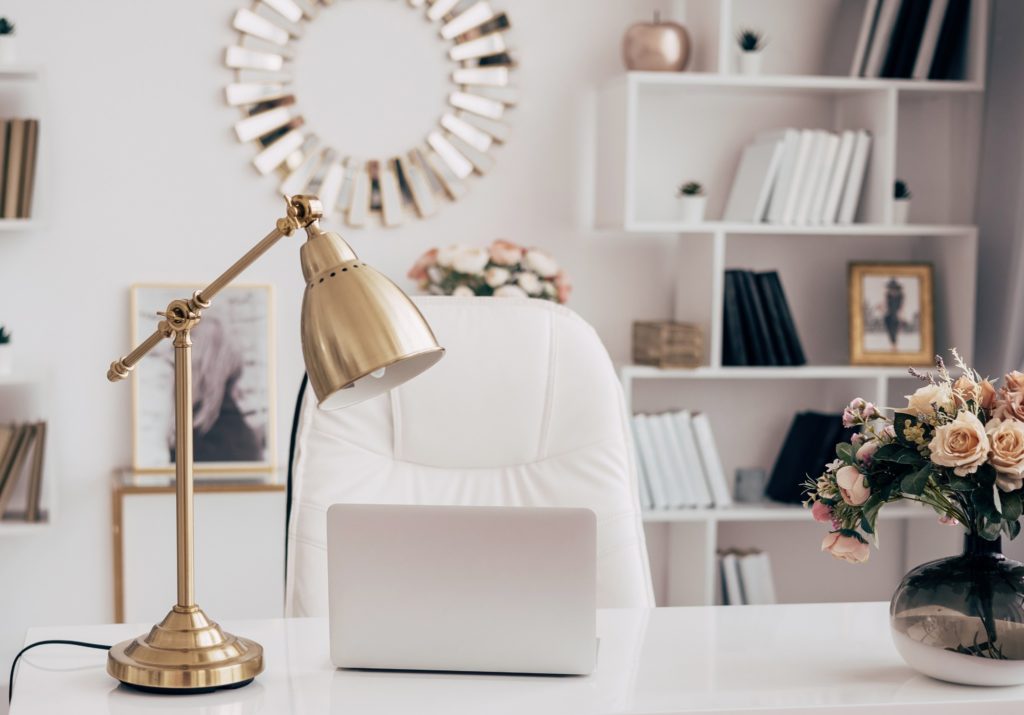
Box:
285;296;654;615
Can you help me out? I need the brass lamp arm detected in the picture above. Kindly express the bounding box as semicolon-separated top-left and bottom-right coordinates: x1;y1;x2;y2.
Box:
106;196;324;382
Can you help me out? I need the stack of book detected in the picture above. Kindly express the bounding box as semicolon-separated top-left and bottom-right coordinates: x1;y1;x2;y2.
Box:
719;549;777;605
631;410;732;510
0;118;41;219
723;128;872;226
0;421;47;522
722;269;806;367
851;0;972;80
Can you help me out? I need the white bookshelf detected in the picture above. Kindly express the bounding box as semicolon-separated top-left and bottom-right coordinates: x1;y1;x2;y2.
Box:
598;0;989;607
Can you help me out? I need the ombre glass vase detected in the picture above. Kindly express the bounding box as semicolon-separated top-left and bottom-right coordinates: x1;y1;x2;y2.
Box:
890;534;1024;685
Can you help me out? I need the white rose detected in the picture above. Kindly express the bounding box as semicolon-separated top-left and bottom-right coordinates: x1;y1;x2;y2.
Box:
436;244;462;268
929;410;989;477
484;267;510;288
451;246;489;276
901;384;954;418
493;284;528;298
542;280;556;298
516;272;542;296
452;285;475;298
523;249;559;278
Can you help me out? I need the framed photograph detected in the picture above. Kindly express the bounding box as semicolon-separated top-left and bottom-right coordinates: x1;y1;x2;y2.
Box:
849;263;934;366
130;284;276;473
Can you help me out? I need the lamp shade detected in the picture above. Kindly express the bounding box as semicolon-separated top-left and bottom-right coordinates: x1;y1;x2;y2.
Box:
299;224;444;409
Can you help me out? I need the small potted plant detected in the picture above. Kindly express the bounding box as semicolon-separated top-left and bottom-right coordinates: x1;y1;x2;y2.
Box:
677;181;706;223
0;325;11;376
736;28;766;75
894;179;912;224
0;19;15;65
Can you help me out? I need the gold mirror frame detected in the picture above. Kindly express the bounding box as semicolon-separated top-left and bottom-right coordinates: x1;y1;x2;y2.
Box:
225;0;516;228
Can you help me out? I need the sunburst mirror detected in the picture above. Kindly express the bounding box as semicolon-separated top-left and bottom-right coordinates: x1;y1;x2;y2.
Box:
225;0;516;227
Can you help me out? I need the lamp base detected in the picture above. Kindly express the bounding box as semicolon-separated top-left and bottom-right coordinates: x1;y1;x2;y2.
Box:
107;605;263;693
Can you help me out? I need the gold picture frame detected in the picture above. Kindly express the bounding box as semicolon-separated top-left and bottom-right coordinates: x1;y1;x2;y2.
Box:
129;283;277;473
849;263;934;366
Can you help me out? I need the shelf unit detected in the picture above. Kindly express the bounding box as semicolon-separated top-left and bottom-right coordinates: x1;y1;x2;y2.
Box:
597;0;989;607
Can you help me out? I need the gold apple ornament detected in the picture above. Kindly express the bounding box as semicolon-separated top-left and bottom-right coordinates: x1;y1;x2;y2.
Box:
622;11;691;72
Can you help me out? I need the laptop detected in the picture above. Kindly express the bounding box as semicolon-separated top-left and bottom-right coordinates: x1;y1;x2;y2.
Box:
326;503;597;675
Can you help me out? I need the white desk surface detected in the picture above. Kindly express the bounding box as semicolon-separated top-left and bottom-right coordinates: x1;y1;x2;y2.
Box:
11;602;1024;714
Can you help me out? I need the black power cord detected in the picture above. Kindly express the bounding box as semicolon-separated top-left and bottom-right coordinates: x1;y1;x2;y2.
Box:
8;640;111;704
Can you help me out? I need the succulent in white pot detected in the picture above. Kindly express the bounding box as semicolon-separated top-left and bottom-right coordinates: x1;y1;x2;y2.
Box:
893;179;912;224
736;28;766;75
0;19;16;65
0;325;12;376
677;181;707;223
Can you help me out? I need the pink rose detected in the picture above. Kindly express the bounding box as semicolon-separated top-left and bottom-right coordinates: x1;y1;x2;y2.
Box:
407;248;438;283
836;465;871;506
554;271;572;304
821;532;870;563
996;371;1024;421
811;500;832;523
489;239;523;266
856;439;880;465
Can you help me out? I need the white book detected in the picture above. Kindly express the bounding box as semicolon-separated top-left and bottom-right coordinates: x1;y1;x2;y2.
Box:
630;420;654;510
721;553;745;605
722;137;785;223
793;130;829;226
808;132;840;225
850;0;882;77
672;411;713;508
837;130;872;224
737;553;763;604
691;412;732;508
912;0;951;79
784;130;819;225
756;552;778;604
763;129;801;225
863;0;901;77
821;130;857;224
649;413;693;508
632;415;670;509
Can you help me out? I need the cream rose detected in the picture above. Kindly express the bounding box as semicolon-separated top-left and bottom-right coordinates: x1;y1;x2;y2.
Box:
523;249;559;278
452;285;475;298
952;376;980;406
928;410;990;476
451;246;489;276
980;379;998;411
986;417;1024;492
516;272;542;296
484;267;510;288
436;244;462;268
821;533;870;563
902;384;953;417
489;239;523;266
836;465;871;506
996;371;1024;421
493;284;528;298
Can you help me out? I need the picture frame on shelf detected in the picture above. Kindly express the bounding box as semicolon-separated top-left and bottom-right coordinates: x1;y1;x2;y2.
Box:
848;263;934;366
129;283;276;473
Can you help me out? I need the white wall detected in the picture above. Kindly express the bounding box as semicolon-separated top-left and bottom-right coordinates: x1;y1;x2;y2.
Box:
0;0;678;694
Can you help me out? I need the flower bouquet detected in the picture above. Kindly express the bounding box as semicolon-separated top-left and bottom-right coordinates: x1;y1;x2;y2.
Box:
804;350;1024;685
408;240;571;304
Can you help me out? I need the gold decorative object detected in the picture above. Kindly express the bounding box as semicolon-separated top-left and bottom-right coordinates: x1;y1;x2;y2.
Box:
622;11;691;72
105;195;444;693
848;262;934;366
225;0;516;227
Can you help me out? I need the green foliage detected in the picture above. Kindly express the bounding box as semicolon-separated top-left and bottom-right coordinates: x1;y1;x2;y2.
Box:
895;179;912;199
677;181;703;197
873;443;925;466
0;19;13;35
736;28;764;52
900;465;932;496
835;442;855;464
0;325;9;344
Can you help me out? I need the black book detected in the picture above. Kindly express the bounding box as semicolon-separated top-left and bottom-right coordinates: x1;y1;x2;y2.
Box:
722;271;748;366
762;271;807;366
754;272;794;365
891;0;933;78
735;270;778;366
766;412;854;504
881;0;914;77
929;0;970;79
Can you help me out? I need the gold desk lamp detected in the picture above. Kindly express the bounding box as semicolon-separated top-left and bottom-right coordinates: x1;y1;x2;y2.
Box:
105;195;444;693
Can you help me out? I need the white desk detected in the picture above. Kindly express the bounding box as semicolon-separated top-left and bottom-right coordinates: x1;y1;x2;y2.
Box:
11;603;1024;714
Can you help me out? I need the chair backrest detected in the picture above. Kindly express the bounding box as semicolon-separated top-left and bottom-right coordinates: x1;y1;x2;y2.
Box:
285;296;654;615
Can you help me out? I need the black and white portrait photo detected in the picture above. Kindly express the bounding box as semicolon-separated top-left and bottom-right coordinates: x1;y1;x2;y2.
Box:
848;263;933;366
130;284;276;472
